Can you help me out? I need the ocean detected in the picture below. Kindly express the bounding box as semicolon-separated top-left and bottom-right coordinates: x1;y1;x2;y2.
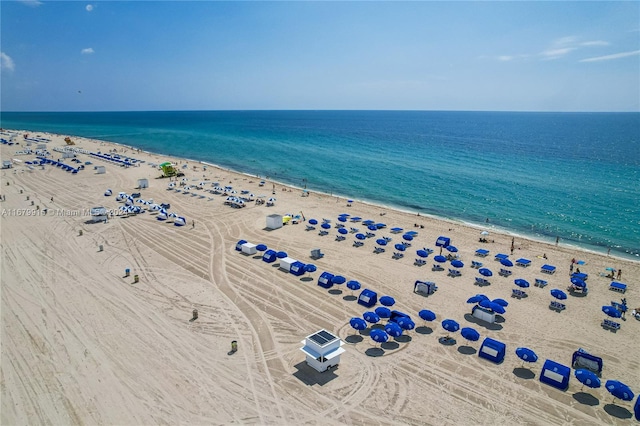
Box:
1;110;639;259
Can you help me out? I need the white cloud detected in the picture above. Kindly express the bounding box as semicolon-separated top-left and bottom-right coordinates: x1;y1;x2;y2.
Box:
540;47;576;60
1;52;15;71
579;49;640;63
86;4;94;12
581;41;609;47
498;55;513;62
18;0;42;7
81;48;95;55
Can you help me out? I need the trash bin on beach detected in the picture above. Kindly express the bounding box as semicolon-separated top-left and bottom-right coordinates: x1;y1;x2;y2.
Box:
99;244;103;252
79;230;83;236
192;309;198;320
125;268;130;277
231;340;238;352
134;274;139;283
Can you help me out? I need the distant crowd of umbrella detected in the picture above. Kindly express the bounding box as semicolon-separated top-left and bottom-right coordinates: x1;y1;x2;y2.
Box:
106;190;186;226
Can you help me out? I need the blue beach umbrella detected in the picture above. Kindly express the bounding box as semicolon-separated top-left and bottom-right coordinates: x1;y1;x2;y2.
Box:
467;294;488;304
338;227;348;235
331;275;346;285
349;317;367;333
276;251;288;259
460;327;480;343
346;280;361;291
370;329;389;345
376;238;388;246
384;322;403;338
492;298;509;307
451;259;464;268
501;258;514;267
605;380;635;402
416;249;429;258
602;305;622;318
571;277;586;288
514;279;530;288
394;243;406;252
321;222;331;230
574;369;601;390
304;264;317;274
515;347;538;366
434;255;447;263
350;217;362;222
550;289;567;300
445;245;458;253
362;220;375;226
397;317;415;331
308;219;318;225
363;311;381;324
256;244;268;252
441;319;460;334
418;309;436;322
380;296;396;307
479;268;493;277
402;234;414;241
338;216;347;222
368;225;378;231
355;233;366;240
375;306;392;319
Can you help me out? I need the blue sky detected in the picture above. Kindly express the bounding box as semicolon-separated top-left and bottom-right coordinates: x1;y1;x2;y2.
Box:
1;1;639;112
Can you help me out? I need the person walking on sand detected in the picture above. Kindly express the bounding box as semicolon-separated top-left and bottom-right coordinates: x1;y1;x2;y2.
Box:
617;269;622;280
192;220;195;229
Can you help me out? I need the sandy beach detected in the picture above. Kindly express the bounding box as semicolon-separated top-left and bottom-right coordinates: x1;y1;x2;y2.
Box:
1;131;638;425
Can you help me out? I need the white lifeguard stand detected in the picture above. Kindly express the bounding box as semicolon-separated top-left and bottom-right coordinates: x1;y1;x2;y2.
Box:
300;329;345;373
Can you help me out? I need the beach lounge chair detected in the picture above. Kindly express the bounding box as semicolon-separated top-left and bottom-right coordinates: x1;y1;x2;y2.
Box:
541;264;556;274
475;277;490;286
306;225;316;231
366;232;376;238
609;282;627;294
350;227;359;233
512;289;526;299
392;252;404;260
319;230;329;236
414;258;427;266
471;260;483;269
601;319;621;331
499;268;512;277
495;253;509;262
322;218;331;224
432;264;444;272
335;235;346;241
310;249;324;260
534;278;548;288
448;269;461;278
516;258;531;267
353;240;364;248
475;249;489;257
372;246;384;253
549;301;566;311
335;223;345;229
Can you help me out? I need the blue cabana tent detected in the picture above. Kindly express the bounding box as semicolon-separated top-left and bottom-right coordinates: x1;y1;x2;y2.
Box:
571;349;603;376
357;288;378;308
235;239;248;251
540;359;571;390
262;249;277;263
634;394;639;421
289;261;306;276
318;271;335;289
436;236;451;247
478;337;506;364
389;310;411;323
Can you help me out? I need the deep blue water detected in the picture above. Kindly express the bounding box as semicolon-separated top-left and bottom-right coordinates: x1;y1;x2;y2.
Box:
2;110;639;259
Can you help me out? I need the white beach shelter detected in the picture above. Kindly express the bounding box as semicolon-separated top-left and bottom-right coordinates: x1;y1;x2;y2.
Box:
96;166;106;174
89;207;108;223
241;242;257;255
266;214;283;230
300;330;346;373
472;306;496;324
137;178;149;189
279;257;296;272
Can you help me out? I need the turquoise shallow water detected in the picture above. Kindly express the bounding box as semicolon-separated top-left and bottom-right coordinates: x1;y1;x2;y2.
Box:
2;110;639;259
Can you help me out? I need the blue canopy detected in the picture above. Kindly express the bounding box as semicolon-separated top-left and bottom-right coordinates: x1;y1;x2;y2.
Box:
349;317;367;331
256;244;268;251
276;251;288;259
605;380;635;401
308;219;318;225
514;278;530;288
479;268;493;277
467;294;489;304
435;236;450;247
602;305;622;318
416;249;429;258
394;243;406;251
375;306;392;318
418;309;436;322
338;227;348;235
355;233;366;240
441;319;460;333
574;369;601;389
384;322;403;338
402;234;413;241
370;329;389;343
363;312;380;324
492;298;509;307
550;289;567;300
451;259;464;268
376;238;388;246
397;317;415;331
515;347;538;363
434;255;447;263
461;327;480;342
346;280;361;291
380;296;396;307
501;258;514;267
332;275;346;285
